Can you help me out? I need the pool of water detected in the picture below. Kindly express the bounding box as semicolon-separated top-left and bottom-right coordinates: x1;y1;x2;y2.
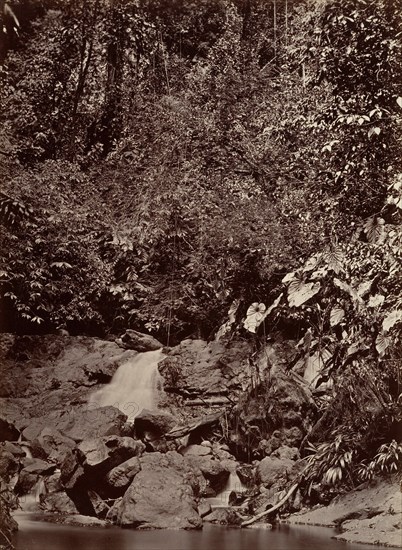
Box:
12;513;387;550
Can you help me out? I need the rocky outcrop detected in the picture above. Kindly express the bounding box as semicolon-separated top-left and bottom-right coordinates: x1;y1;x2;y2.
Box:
159;339;250;406
287;480;402;548
0;334;138;424
111;451;202;529
22;406;128;443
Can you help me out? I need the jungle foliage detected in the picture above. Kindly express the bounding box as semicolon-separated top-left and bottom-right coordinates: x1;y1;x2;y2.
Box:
0;0;401;492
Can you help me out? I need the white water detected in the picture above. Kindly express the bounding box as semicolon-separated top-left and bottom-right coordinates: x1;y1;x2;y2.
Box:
207;471;247;508
19;478;46;512
88;349;165;421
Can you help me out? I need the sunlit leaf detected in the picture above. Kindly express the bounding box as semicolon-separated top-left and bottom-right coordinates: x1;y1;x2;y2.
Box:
330;307;345;326
368;294;385;308
376;333;391;356
333;278;361;304
282;271;296;283
260;293;283;323
288;279;320;308
397;97;402;109
382;310;402;332
364;216;385;243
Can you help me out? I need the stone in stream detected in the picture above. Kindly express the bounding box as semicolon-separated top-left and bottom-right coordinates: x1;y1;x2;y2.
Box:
111;451;202;529
41;492;78;514
203;507;243;525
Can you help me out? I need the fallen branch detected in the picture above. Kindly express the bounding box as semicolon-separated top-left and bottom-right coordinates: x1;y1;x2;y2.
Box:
241;482;299;528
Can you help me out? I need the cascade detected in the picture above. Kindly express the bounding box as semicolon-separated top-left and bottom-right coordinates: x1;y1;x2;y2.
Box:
19;478;46;512
207;471;247;508
88;348;165;421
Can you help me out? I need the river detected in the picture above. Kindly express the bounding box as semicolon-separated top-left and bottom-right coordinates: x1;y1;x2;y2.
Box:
13;514;388;550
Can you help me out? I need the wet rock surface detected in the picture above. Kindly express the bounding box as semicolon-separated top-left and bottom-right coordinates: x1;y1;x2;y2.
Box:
111;451;203;529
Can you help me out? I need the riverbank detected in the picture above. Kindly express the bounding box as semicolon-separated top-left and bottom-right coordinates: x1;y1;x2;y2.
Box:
286;479;401;548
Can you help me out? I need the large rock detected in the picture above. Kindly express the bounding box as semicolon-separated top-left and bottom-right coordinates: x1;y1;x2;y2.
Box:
41;492;78;514
34;427;76;464
182;444;212;457
20;458;57;476
22;406;128;443
159;339;250;405
112;451;202;529
256;455;295;488
117;330;162;352
106;457;141;491
203;508;243;525
77;436;145;473
134;409;177;439
183;454;229;492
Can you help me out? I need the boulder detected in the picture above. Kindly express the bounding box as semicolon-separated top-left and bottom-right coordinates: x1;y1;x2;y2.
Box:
34;427;76;464
0;417;20;441
20;458;57;476
45;472;63;494
184;454;229;493
14;470;39;496
198;500;212;518
134;409;176;439
0;442;26;462
203;508;242;525
117;330;163;352
106;457;141;491
41;492;78;514
77;436;145;473
88;490;109;519
271;445;300;461
113;451;202;529
237;464;255;488
22;406;128;443
182;444;212;457
256;456;295;488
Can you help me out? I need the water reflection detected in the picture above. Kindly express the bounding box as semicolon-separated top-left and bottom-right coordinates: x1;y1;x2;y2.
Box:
13;514;387;550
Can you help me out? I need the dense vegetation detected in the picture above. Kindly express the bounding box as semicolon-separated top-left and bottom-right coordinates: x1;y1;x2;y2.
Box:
0;0;401;491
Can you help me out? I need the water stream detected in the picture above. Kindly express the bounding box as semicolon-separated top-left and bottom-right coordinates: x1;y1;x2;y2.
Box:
88;349;165;421
207;472;247;508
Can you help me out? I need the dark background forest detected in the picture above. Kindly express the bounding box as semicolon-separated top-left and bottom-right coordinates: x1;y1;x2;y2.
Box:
0;0;401;346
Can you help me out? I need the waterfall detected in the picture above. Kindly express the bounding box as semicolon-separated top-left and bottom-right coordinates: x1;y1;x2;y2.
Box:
19;478;46;512
207;471;246;508
88;349;165;421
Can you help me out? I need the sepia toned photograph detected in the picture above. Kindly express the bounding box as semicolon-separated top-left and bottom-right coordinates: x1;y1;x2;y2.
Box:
0;0;401;549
